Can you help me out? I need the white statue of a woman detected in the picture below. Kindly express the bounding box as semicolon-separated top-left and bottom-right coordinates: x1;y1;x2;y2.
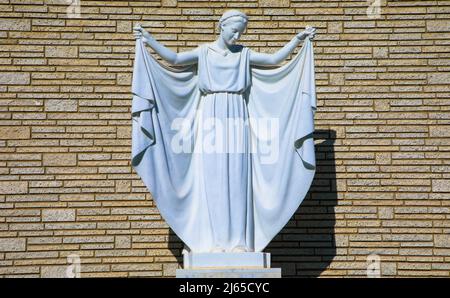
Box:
131;10;317;254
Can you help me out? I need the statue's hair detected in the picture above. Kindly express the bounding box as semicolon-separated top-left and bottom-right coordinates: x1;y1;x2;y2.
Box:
218;10;248;29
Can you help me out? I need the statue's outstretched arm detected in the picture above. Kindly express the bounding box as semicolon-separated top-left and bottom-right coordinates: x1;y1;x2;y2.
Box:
250;26;316;66
133;24;198;65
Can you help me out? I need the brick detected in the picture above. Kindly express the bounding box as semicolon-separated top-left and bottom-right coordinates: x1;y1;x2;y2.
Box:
0;19;31;31
375;152;391;165
0;238;26;252
373;47;388;58
0;181;28;194
329;73;345;85
0;266;39;275
63;236;114;244
0;72;30;85
429;126;450;137
117;73;132;85
432;180;450;192
260;0;290;7
129;271;162;277
427;20;450;32
111;263;162;272
116;21;131;33
378;207;394;219
162;0;177;7
42;209;76;222
0;127;31;140
42;153;77;166
334;234;349;247
163;263;178;276
45;46;78;58
115;236;131;249
45;222;95;230
428;73;450;84
116;180;131;193
97;222;129;229
328;22;342;34
40;265;71;278
45;99;78;112
116;126;131;139
81;244;114;250
6;251;58;260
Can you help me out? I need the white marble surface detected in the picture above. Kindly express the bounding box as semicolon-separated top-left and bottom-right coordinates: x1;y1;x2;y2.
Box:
183;252;271;269
131;10;317;254
176;268;281;278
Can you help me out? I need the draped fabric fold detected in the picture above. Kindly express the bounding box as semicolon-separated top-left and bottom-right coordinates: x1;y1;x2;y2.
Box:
131;38;316;252
248;40;316;250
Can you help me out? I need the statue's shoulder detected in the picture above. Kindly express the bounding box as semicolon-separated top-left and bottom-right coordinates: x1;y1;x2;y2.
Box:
199;43;212;50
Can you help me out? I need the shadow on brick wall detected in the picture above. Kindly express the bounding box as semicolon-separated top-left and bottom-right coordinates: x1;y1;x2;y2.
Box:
267;129;338;277
168;228;183;271
168;130;338;277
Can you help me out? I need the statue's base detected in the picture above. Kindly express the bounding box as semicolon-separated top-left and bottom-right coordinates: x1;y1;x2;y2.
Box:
176;268;281;278
176;252;281;278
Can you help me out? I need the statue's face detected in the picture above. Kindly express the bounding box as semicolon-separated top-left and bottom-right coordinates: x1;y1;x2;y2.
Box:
220;19;246;46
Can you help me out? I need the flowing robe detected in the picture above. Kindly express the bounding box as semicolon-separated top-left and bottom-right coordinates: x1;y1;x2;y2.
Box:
131;38;316;253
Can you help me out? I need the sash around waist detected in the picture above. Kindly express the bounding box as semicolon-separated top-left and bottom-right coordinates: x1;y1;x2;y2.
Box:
199;88;248;95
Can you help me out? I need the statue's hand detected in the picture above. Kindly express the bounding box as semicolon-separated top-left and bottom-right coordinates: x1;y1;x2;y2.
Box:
133;24;151;41
297;26;317;41
303;26;317;40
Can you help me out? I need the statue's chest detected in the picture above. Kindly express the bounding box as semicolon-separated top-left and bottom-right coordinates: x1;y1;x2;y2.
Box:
205;49;241;71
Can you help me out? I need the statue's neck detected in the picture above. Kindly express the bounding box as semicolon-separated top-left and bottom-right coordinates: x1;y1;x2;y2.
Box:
215;36;229;51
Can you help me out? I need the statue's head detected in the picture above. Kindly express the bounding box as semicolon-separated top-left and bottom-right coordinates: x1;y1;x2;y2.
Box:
218;10;248;46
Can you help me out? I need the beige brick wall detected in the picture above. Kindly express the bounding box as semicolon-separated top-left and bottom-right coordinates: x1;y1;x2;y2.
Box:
0;0;449;277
